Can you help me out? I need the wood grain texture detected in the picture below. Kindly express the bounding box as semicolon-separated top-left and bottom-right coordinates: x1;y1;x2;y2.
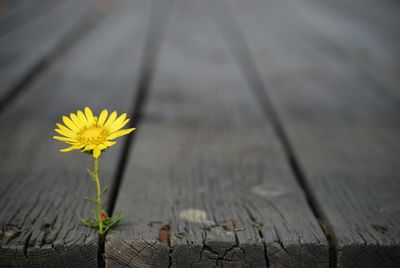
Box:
0;1;150;266
227;0;400;266
105;0;328;267
0;0;97;106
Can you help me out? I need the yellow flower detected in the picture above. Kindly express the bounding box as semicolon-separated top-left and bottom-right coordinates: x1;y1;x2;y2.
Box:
54;107;135;158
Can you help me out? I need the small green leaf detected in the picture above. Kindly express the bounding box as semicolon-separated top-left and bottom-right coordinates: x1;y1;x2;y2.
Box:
80;218;90;225
80;218;98;228
86;169;96;181
100;186;108;197
92;209;98;220
84;195;99;205
103;212;124;230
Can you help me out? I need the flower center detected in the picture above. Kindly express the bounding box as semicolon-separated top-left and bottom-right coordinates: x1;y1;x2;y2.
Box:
78;126;108;145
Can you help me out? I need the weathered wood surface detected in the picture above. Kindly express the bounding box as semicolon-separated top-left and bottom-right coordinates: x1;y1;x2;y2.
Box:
227;0;400;266
286;0;400;103
0;0;98;107
0;0;150;266
105;0;329;267
1;0;400;266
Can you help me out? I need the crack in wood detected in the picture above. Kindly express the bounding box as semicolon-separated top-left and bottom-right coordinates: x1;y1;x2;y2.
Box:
242;204;270;267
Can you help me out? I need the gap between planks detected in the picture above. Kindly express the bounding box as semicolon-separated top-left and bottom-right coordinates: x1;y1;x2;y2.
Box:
222;0;400;266
0;1;105;116
105;0;329;266
204;0;338;267
101;0;175;266
106;0;176;218
0;0;152;266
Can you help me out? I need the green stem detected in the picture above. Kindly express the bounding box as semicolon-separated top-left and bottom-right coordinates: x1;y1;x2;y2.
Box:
94;157;104;236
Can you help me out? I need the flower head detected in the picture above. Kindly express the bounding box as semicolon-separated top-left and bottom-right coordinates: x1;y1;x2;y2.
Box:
54;107;135;158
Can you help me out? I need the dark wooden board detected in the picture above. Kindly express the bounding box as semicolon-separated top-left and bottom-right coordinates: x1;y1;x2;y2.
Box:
105;0;328;267
275;0;400;112
227;0;400;266
0;0;150;266
0;0;98;107
0;0;61;37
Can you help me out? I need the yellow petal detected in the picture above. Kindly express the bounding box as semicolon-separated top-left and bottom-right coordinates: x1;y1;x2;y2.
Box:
55;124;75;137
62;116;79;132
77;110;89;127
60;147;76;152
85;107;94;125
83;145;95;151
98;144;107;150
60;144;83;152
97;109;108;126
53;135;77;142
113;118;130;132
104;111;117;128
104;141;116;147
70;113;84;129
107;128;135;140
55;129;74;138
93;147;101;158
108;114;128;133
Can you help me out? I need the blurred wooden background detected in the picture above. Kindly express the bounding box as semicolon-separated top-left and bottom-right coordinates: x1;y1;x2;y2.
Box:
0;0;399;267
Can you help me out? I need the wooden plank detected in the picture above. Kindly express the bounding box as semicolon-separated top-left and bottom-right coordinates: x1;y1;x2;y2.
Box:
0;0;98;108
0;0;150;266
105;0;329;267
0;0;60;37
276;0;400;111
227;0;400;267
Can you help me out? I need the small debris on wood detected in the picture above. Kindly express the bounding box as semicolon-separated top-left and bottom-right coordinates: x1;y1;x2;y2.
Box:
0;225;22;239
159;224;170;245
219;219;235;232
203;219;246;233
234;227;246;232
41;223;53;235
251;222;262;230
179;209;214;225
317;219;331;237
